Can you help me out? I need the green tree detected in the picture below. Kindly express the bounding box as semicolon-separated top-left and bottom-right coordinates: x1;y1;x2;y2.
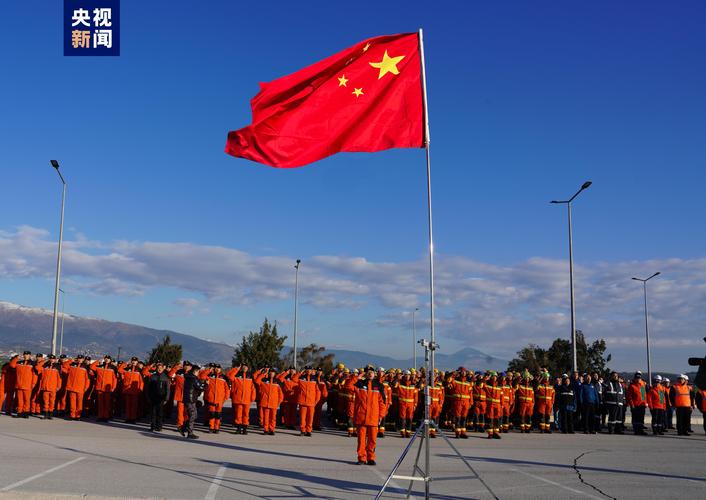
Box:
286;343;335;373
233;318;287;370
507;344;548;373
147;335;182;366
507;332;611;376
585;337;612;376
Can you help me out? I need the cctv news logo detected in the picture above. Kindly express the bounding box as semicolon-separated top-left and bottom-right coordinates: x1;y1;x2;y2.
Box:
64;0;120;56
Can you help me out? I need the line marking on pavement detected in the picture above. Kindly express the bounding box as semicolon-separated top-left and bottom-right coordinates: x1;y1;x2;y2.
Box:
0;456;85;492
369;466;405;495
512;468;605;500
204;462;228;500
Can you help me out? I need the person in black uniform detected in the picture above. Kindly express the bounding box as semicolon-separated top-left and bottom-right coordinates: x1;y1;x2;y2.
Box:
558;376;575;434
146;362;171;432
181;364;204;439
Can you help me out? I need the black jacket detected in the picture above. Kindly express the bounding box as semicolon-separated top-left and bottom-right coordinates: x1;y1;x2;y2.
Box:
557;385;576;411
146;372;171;403
183;372;204;404
602;380;625;406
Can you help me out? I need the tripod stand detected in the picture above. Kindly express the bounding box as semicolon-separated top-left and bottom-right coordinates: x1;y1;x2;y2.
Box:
376;340;498;500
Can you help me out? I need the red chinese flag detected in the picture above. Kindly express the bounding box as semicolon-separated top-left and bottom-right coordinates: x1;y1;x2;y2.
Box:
225;33;424;168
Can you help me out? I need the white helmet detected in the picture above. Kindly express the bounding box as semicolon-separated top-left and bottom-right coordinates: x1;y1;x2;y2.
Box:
654;375;662;381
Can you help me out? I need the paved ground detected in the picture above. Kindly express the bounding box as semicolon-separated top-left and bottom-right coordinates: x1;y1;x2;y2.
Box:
0;415;704;499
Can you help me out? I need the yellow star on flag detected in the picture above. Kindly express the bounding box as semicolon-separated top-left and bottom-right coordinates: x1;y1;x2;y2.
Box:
369;50;405;79
352;87;364;97
338;75;348;87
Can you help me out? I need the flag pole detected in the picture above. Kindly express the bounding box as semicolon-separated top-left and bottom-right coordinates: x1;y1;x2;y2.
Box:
377;32;499;500
419;27;434;500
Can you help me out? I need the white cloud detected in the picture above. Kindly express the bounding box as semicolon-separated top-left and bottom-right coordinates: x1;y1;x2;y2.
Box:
1;225;705;369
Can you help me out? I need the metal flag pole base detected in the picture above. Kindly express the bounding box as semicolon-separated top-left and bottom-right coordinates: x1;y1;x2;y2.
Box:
375;341;498;500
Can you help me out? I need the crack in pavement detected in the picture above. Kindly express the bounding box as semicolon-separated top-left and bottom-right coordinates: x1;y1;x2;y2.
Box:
572;451;618;500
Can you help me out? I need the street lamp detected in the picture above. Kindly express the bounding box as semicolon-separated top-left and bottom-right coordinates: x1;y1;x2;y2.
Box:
632;272;660;386
50;160;66;356
293;259;301;371
412;307;419;370
551;180;592;373
59;288;66;355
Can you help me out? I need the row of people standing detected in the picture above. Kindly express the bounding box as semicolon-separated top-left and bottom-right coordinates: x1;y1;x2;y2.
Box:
555;370;701;436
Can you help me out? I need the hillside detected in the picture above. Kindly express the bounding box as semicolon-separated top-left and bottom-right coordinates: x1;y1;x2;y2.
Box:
0;301;234;365
0;301;507;371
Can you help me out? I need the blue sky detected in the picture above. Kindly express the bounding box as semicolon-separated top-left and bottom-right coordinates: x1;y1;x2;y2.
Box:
1;1;705;372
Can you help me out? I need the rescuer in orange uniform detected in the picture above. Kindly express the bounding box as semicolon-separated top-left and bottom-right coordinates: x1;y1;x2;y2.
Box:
428;371;445;438
500;373;514;433
293;366;322;436
56;354;70;416
353;367;387;465
313;369;329;431
9;352;36;418
168;361;192;429
227;364;257;434
396;370;418;438
30;353;44;415
670;374;693;436
89;356;118;421
484;371;502;439
336;369;356;436
376;368;391;437
277;369;299;429
516;371;535;433
448;368;472;438
63;355;91;420
535;373;555;433
472;373;487;432
626;372;648;435
255;368;284;434
647;375;667;435
118;357;144;423
37;355;62;419
202;364;229;433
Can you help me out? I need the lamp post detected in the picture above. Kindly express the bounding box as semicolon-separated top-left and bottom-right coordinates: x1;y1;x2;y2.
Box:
50;160;66;356
293;259;301;371
551;180;592;373
412;307;419;370
632;272;660;386
59;288;66;355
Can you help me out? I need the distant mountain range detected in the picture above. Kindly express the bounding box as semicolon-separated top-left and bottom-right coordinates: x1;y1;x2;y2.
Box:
0;301;508;370
0;301;233;364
